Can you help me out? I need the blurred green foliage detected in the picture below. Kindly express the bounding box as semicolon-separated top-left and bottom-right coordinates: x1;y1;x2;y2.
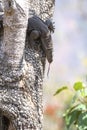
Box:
55;81;87;130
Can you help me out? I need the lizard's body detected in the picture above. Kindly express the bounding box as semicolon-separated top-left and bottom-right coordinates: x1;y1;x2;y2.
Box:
27;15;54;63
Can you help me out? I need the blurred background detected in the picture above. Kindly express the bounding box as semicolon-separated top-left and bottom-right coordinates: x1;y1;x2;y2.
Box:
43;0;87;130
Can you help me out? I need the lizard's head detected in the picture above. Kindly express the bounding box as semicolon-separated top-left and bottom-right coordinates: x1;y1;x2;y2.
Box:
45;19;55;33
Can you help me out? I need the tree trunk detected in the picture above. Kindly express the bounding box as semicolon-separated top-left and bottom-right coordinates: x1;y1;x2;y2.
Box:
0;0;55;130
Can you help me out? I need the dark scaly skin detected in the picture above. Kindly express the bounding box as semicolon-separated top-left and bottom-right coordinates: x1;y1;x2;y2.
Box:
26;15;53;63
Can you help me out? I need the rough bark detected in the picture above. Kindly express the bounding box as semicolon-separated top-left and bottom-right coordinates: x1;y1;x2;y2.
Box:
0;0;55;130
29;0;55;20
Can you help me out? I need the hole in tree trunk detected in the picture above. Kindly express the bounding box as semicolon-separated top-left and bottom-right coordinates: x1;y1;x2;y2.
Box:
0;115;10;130
8;1;11;7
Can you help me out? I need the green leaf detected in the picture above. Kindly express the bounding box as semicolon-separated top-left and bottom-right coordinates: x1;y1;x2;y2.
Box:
65;109;81;129
71;93;78;104
74;104;87;111
78;112;87;130
84;88;87;97
64;104;86;118
80;88;87;97
54;86;68;96
73;82;84;91
64;104;86;129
